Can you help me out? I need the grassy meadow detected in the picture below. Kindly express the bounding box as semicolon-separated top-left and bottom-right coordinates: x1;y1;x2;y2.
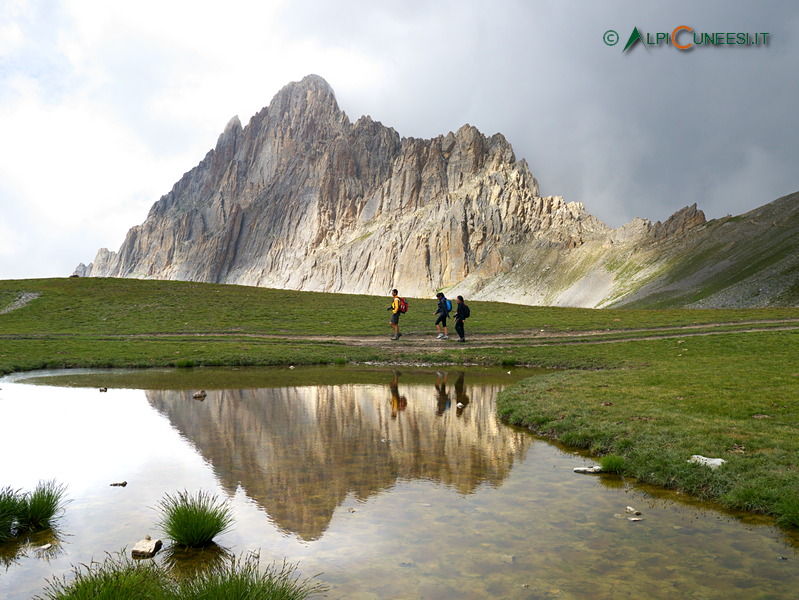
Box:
2;277;799;526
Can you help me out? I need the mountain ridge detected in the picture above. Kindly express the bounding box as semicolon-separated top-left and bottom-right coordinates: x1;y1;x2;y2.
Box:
76;75;799;308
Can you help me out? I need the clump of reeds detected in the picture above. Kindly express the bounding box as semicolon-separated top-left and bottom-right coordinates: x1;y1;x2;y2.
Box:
36;551;328;600
156;490;234;547
174;552;327;600
36;552;171;600
17;480;69;532
0;486;22;542
0;481;68;541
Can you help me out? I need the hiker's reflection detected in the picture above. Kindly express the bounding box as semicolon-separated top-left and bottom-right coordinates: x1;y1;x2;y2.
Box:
390;372;408;418
454;372;470;417
435;371;450;416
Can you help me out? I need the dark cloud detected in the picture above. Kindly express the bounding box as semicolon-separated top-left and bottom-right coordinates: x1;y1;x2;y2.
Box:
278;0;799;226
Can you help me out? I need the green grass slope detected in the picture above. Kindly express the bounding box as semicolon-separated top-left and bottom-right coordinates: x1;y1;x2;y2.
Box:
615;191;799;308
1;277;798;376
3;277;796;337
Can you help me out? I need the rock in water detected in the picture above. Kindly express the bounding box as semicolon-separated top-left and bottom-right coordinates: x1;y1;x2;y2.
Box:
573;465;603;474
131;536;162;558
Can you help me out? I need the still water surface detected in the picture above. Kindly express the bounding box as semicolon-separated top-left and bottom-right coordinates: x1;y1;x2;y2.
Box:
1;366;799;599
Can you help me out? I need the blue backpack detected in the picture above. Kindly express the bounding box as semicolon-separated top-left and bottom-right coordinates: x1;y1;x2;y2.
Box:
445;298;452;313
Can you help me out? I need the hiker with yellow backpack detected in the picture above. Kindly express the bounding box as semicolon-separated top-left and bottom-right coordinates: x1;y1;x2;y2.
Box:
387;289;408;340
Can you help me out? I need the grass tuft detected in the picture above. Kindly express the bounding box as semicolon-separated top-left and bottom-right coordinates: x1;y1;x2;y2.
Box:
36;551;327;600
37;552;174;600
0;486;22;542
156;490;234;548
0;481;68;541
599;454;626;474
16;480;69;532
175;552;327;600
776;496;799;528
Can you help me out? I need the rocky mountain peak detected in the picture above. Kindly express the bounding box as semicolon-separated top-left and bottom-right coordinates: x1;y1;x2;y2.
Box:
77;74;594;298
267;74;347;135
77;75;795;309
650;203;706;241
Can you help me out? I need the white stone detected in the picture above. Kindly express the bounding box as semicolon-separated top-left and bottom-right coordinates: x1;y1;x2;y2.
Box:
688;455;726;469
131;536;162;558
573;466;602;474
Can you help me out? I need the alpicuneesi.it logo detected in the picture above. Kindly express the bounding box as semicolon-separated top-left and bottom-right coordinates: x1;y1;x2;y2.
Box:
603;26;770;52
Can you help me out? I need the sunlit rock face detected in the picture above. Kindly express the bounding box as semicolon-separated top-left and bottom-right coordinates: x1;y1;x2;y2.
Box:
146;376;530;541
77;75;799;308
76;75;608;301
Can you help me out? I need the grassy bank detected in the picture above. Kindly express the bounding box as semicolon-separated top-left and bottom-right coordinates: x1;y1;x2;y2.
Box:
496;330;799;526
2;277;799;526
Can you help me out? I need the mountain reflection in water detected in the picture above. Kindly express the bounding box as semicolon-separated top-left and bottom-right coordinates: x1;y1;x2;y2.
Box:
145;371;530;541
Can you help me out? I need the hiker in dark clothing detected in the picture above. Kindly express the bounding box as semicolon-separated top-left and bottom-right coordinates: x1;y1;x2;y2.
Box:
434;292;450;340
454;295;469;342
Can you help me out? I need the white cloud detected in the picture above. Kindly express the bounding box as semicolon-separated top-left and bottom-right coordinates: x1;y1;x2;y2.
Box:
0;219;22;257
0;20;24;54
0;86;185;225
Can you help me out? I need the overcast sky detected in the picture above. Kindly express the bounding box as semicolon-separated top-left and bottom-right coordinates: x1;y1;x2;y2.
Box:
1;0;797;280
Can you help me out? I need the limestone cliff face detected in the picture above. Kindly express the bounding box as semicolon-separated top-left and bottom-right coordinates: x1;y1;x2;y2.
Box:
77;75;608;298
79;75;797;308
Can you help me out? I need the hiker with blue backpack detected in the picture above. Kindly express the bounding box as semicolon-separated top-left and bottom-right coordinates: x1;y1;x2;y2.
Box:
434;292;451;340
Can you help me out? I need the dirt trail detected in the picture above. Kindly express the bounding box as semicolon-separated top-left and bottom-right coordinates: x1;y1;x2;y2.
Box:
120;318;799;349
4;319;798;349
270;321;799;349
